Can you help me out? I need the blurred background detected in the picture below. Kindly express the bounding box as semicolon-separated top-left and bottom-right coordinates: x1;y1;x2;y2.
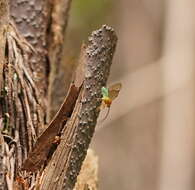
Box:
62;0;195;189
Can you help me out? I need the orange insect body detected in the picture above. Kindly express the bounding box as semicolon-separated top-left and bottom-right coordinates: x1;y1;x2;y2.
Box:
102;96;112;107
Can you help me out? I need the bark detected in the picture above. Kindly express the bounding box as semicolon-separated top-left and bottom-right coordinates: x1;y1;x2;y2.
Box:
10;0;51;100
0;0;50;189
47;0;73;120
0;0;118;189
24;26;117;189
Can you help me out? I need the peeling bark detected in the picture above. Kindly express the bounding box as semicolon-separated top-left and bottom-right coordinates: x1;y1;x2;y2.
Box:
0;0;51;189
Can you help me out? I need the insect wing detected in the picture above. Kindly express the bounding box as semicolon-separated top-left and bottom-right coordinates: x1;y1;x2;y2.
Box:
108;83;122;100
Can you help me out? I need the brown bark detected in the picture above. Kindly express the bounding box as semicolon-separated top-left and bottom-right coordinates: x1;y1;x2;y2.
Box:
0;0;8;89
0;0;118;189
47;0;73;120
39;25;117;190
10;0;51;100
0;0;51;189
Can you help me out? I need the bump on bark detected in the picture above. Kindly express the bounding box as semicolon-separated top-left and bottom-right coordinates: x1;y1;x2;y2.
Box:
40;25;117;190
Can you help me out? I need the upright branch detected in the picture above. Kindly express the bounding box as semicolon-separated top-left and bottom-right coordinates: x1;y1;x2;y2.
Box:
39;25;117;190
48;0;73;119
10;0;51;102
0;0;8;88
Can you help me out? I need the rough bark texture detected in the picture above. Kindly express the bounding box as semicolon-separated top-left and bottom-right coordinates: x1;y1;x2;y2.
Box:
0;134;5;190
0;0;8;91
0;0;51;189
48;0;73;120
10;0;50;101
39;25;117;190
22;84;81;172
0;0;117;189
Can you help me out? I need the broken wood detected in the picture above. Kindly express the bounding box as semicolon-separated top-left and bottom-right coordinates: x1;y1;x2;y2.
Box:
22;45;85;172
39;25;117;190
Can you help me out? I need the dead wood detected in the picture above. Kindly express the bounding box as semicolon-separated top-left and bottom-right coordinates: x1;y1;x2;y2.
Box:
22;44;85;172
0;0;51;189
1;22;41;190
0;0;117;189
48;0;73;120
39;25;117;190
